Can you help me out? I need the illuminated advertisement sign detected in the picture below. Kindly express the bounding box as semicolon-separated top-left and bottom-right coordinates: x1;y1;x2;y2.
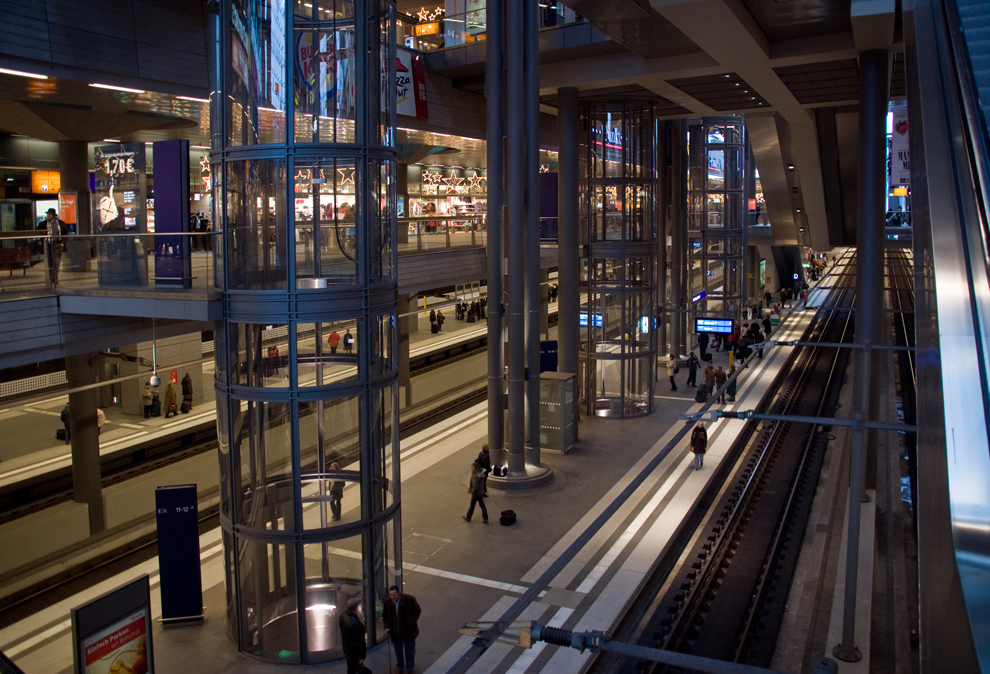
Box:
31;170;61;193
72;576;154;674
696;317;734;334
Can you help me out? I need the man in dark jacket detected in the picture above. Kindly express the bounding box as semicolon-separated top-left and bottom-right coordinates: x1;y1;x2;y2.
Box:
382;585;422;674
338;597;366;674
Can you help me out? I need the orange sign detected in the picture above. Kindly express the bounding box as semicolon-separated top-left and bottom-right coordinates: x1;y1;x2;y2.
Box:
414;22;440;36
31;170;61;194
58;192;77;224
892;186;908;196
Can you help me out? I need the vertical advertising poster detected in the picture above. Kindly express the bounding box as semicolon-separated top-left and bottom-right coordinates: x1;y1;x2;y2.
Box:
94;144;147;232
81;610;151;674
891;109;910;187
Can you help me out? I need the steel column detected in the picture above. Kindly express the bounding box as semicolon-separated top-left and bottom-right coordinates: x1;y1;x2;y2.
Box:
557;87;580;436
486;0;505;460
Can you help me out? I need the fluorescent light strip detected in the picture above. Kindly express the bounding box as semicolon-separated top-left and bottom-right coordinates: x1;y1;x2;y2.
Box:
177;95;210;103
0;67;48;79
102;139;121;143
89;83;145;94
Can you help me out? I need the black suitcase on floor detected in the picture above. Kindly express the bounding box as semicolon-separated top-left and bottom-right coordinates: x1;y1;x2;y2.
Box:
181;397;192;414
695;384;710;403
701;352;713;362
151;399;162;417
431;323;440;333
56;428;66;441
500;509;516;526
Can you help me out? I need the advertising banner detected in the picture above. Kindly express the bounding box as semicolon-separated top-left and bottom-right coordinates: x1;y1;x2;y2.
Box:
891;109;910;187
71;576;154;674
94;143;146;232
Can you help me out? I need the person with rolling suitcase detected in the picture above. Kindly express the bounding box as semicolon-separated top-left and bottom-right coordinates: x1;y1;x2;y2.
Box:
181;372;194;413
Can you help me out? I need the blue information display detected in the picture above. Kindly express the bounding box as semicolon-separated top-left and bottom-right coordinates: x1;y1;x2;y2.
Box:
696;317;735;334
579;312;603;327
155;485;204;623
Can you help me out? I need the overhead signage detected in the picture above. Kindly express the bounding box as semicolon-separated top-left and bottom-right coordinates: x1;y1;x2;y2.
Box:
31;170;61;193
692;291;706;303
892;186;908;196
696;317;734;334
415;22;440;36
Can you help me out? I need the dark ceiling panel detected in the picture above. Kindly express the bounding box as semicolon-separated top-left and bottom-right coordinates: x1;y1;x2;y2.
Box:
775;59;859;104
743;0;852;43
561;0;704;59
668;73;770;111
540;83;691;116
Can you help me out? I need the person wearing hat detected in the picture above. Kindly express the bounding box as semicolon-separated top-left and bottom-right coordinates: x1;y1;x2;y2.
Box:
37;208;67;286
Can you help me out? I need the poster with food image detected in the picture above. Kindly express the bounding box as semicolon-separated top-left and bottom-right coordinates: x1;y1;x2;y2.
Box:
81;610;150;674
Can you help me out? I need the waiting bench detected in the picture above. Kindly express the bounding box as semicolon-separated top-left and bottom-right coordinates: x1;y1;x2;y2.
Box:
0;247;32;292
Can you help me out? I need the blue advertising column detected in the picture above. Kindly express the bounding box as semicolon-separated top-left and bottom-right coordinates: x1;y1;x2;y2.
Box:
155;484;203;623
152;140;192;288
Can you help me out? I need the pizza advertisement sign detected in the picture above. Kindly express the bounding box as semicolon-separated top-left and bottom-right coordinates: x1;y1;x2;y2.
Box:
82;612;149;674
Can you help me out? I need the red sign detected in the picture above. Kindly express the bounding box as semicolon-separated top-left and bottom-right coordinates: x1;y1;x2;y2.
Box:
170;370;178;385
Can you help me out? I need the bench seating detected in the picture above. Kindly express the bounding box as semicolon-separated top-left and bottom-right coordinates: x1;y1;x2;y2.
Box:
0;247;31;275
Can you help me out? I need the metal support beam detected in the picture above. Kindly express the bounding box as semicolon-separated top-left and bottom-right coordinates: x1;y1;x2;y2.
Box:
557;86;579;438
486;0;505;460
670;119;687;356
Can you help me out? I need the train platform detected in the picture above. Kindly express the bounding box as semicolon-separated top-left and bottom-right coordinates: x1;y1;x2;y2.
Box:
0;304;494;489
0;303;851;674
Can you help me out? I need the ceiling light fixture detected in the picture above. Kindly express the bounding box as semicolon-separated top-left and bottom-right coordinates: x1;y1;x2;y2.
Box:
787;164;795;170
796;208;802;213
0;67;48;79
90;83;145;93
177;95;210;103
103;138;122;143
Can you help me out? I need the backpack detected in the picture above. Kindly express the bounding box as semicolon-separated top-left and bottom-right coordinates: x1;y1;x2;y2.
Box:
500;509;517;526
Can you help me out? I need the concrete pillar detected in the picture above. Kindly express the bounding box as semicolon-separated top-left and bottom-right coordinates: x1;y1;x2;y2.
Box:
524;0;541;465
66;353;104;534
59;140;92;272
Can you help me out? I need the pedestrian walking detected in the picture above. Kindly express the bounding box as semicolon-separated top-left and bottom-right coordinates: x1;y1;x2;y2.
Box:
714;365;727;403
667;353;678;391
328;330;341;353
382;585;422;674
726;365;737;402
463;462;489;523
476;443;491;494
163;382;178;418
686;351;699;387
702;362;715;392
181;372;194;411
343;329;354;353
338;597;366;674
690;422;708;470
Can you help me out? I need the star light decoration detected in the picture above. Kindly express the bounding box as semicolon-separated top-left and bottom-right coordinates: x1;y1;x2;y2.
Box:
422;169;443;185
466;172;484;189
443;175;464;194
417;6;445;21
539;164;550;173
337;167;356;185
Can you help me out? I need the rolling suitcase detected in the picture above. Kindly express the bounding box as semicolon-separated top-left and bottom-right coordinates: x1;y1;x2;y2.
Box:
701;352;713;362
695;384;710;403
181;396;192;414
151;393;162;417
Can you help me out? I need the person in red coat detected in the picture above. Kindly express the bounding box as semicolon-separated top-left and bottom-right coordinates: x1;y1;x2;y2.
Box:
382;585;422;673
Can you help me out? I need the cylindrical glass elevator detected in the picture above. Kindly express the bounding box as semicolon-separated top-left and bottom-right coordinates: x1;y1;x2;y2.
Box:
687;116;747;321
211;0;398;663
579;101;658;418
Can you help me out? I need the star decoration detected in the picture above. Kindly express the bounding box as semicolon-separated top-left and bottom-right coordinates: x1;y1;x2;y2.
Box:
417;6;445;21
443;175;464;194
422;169;443;185
539;164;550;173
466;172;483;189
337;167;356;185
199;155;211;175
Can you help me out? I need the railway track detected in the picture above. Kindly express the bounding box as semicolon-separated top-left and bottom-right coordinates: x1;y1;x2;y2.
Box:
594;264;857;673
